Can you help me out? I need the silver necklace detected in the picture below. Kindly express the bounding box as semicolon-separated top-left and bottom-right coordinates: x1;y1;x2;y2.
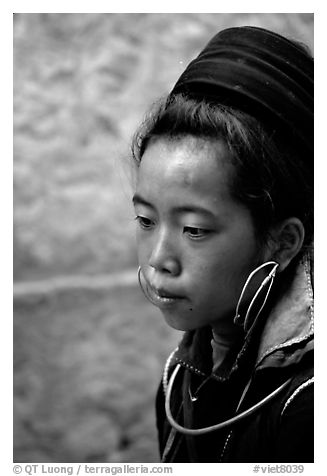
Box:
165;363;292;436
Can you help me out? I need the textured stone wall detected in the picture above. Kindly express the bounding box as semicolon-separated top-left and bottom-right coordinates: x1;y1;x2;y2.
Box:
13;13;313;463
13;13;314;281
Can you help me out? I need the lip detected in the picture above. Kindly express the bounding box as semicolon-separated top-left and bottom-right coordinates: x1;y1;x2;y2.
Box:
146;282;185;308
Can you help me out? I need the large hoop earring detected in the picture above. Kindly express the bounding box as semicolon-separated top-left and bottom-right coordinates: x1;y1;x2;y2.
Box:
234;261;279;333
138;266;156;306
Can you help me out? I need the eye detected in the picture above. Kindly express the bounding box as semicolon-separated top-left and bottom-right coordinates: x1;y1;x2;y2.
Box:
135;215;155;230
183;226;211;239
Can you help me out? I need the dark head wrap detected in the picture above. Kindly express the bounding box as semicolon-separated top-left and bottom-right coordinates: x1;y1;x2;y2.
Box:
170;26;313;154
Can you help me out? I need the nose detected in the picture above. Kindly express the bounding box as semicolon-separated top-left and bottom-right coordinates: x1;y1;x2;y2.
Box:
148;229;181;276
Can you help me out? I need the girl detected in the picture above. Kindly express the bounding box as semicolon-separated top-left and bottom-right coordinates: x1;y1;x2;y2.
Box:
132;26;313;462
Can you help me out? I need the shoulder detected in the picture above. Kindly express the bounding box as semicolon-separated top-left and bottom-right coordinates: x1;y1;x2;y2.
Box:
274;375;313;462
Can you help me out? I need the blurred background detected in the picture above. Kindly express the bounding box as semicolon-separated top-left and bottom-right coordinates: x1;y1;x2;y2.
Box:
13;13;314;463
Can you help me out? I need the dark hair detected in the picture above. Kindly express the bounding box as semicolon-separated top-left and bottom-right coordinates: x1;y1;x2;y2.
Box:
131;94;313;258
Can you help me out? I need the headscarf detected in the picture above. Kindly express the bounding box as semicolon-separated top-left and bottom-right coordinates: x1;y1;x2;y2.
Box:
170;26;313;154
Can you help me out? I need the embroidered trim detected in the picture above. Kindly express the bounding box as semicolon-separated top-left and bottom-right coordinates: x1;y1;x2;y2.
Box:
175;357;207;377
281;377;314;417
304;256;314;330
177;351;243;381
219;430;233;462
163;347;179;396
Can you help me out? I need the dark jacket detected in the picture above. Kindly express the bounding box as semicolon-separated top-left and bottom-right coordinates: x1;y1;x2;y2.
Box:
156;255;314;462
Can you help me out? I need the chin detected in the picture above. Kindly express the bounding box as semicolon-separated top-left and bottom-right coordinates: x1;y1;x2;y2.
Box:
160;310;203;332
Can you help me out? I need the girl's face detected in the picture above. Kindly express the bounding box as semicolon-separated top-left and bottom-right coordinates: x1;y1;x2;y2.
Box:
133;136;269;335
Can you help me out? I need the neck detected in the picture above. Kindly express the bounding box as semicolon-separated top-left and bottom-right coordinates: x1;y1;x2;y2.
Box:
210;326;244;373
211;323;244;348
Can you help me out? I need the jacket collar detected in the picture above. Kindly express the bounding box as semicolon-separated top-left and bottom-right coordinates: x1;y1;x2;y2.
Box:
173;252;314;381
254;252;313;370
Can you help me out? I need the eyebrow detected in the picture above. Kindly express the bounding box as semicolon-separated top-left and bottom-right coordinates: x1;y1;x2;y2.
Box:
132;194;154;209
132;193;216;218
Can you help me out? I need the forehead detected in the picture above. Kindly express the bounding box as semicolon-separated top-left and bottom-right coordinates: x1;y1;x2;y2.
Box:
136;136;233;201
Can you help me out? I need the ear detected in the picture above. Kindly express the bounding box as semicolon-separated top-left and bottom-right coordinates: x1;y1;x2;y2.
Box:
268;218;305;272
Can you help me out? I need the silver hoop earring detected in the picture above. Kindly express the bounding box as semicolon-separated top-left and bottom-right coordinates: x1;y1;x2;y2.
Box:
137;266;156;306
234;261;279;333
137;265;143;289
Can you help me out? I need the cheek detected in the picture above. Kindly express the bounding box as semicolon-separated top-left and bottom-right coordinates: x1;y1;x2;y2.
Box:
193;237;261;295
136;231;152;263
136;233;145;260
